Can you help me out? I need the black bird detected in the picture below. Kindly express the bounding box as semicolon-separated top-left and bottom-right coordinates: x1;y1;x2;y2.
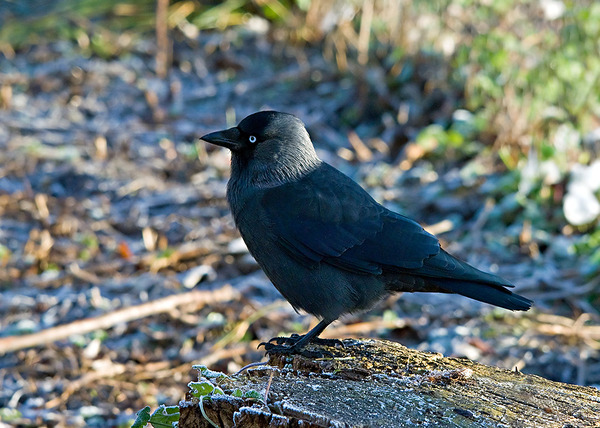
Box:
201;111;532;355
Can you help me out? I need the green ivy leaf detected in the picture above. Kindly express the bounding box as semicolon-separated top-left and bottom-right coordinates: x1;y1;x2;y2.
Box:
131;406;151;428
243;390;263;400
148;405;180;428
192;365;227;379
188;381;215;398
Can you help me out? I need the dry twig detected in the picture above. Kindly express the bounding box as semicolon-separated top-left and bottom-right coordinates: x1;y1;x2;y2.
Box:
0;285;239;354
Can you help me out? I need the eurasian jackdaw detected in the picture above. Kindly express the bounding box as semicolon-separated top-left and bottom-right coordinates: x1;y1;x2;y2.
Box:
201;111;532;355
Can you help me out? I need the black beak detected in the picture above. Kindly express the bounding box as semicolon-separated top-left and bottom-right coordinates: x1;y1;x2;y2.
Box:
200;127;242;151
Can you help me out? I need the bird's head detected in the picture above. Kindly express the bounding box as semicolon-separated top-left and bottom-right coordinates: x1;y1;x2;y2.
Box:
201;111;321;186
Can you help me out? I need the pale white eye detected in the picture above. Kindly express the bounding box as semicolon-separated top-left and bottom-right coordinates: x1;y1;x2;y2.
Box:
249;135;257;144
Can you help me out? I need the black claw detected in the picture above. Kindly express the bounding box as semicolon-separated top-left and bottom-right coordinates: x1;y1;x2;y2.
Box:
262;342;333;358
259;335;343;349
257;335;301;349
257;333;341;358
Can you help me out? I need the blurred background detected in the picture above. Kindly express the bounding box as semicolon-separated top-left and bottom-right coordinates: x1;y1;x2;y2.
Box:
0;0;599;426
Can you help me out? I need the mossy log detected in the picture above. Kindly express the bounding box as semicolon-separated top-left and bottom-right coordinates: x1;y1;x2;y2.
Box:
179;339;600;427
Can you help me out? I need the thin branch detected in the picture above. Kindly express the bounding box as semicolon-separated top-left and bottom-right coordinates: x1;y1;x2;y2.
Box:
0;285;239;354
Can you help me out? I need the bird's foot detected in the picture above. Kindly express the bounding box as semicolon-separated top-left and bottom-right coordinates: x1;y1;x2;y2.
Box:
258;334;344;358
262;342;331;358
261;334;344;348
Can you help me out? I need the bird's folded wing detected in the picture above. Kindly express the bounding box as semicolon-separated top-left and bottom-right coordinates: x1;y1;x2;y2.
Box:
260;164;440;274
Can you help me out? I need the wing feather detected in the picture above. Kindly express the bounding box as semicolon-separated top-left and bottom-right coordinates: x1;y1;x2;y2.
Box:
261;163;440;274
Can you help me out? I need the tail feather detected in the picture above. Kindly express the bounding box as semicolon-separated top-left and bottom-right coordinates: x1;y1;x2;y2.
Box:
430;278;532;311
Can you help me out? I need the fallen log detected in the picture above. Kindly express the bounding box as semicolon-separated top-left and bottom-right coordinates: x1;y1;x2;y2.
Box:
179;339;600;427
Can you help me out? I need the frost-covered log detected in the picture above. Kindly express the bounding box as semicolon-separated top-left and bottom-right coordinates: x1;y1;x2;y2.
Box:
179;339;600;427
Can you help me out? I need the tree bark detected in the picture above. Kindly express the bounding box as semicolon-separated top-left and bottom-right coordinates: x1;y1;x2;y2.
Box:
179;339;600;427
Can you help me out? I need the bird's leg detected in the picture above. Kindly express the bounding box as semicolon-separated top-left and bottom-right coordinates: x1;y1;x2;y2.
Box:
259;319;342;357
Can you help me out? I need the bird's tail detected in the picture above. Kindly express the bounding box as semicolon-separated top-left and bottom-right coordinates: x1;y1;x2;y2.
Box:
429;278;532;311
